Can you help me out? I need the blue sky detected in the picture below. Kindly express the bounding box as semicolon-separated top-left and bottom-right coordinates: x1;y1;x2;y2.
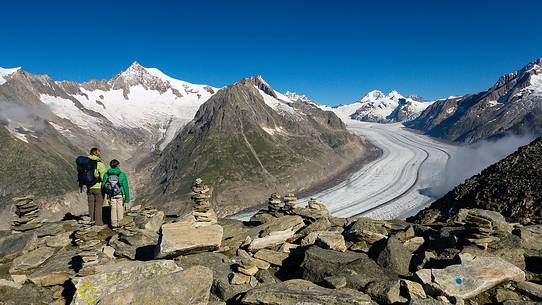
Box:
1;0;541;105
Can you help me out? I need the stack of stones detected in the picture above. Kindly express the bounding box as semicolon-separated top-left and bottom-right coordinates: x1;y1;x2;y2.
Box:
11;196;42;232
282;193;299;214
307;197;326;210
74;225;108;274
461;210;500;248
267;193;282;216
191;178;217;224
229;249;268;286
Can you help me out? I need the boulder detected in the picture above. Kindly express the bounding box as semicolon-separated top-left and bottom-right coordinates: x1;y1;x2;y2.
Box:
300;246;394;290
514;225;542;251
239;279;375;305
0;282;53;305
96;266;213;305
296;217;332;237
71;260;178;305
376;236;412;276
404;237;425;252
516;281;542;299
401;279;427;300
0;231;38;260
133;210;165;233
322;275;347;289
301;231;347;252
28;249;77;286
176;252;251;301
344;217;388;244
366;279;403;304
247;229;294;252
109;229;159;260
416;253;526;299
259;216;304;237
9;246;55;274
44;231;72;248
253;249;289;267
158;217;223;258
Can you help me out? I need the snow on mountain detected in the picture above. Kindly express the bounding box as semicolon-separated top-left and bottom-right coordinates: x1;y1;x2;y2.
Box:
329;90;432;123
48;62;218;150
0;67;21;85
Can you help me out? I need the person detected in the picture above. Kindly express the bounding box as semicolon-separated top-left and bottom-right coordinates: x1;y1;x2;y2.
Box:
87;148;106;225
102;159;130;228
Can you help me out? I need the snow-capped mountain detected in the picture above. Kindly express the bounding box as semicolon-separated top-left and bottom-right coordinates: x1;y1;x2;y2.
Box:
331;90;432;123
407;57;542;143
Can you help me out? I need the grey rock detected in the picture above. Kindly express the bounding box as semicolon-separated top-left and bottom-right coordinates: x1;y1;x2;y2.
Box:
322;275;347;289
28;249;77;286
72;260;179;305
239;279;375;305
516;281;542;299
109;229;159;260
253;249;289;267
158;217;223;258
366;279;403;304
96;266;213;305
376;236;412;276
0;231;38;260
9;246;55;274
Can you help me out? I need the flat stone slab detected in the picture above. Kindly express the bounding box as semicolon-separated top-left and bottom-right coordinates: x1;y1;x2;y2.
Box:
72;260;178;305
158;217;223;258
9;246;55;274
417;253;525;299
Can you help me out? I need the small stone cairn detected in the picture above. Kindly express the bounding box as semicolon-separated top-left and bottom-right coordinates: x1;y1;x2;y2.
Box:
191;178;217;224
282;193;299;214
74;223;110;275
458;209;501;248
11;196;42;232
229;249;267;286
267;193;282;216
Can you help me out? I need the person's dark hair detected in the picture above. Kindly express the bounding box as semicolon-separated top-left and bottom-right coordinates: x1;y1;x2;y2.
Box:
110;159;120;168
89;147;100;155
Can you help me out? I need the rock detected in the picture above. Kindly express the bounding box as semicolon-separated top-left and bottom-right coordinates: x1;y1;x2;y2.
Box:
158;217;223;258
0;231;38;260
344;217;388;244
247;229;295;252
502;301;542;305
458;209;512;234
133;210;165;233
28;249;77;286
514;225;542;251
296;217;332;237
0;282;53;305
71;260;179;305
396;226;416;242
101;245;115;258
516;281;542;299
404;236;425;252
239;279;375;305
301;231;347;252
376;236;412;276
44;231;72;248
401;279;427;300
300;246;394;290
96;266;213;305
109;229;159;260
416;253;526;299
259;215;304;237
494;287;522;303
409;298;449;305
176;252;251;301
322;275;347;289
230;272;251;285
366;279;403;304
9;246;55;274
253;249;289;267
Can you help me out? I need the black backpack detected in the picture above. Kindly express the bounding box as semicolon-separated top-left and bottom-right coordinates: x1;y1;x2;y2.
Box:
76;156;100;191
104;174;122;198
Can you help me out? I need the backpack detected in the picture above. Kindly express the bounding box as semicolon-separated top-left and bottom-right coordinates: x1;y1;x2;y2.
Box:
76;156;100;192
104;174;122;198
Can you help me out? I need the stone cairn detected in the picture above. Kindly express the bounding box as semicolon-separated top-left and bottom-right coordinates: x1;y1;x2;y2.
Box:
460;209;500;248
267;193;282;216
74;223;110;275
229;249;267;286
191;178;217;224
12;196;42;232
282;193;299;214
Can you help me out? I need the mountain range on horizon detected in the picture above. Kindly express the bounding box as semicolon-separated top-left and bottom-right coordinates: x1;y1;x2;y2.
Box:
1;56;541;223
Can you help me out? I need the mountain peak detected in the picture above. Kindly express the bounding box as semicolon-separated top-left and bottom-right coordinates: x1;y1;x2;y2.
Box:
237;75;277;98
0;66;22;85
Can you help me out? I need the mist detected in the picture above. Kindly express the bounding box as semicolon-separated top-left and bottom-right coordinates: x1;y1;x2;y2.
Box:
0;100;54;131
429;133;537;197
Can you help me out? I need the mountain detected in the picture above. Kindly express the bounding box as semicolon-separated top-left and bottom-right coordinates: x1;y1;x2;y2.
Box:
145;76;374;216
411;136;542;225
330;90;432;123
0;63;217;224
406;58;542;143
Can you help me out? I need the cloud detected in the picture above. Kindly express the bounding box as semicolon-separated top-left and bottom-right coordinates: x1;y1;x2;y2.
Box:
0;100;54;131
429;133;537;197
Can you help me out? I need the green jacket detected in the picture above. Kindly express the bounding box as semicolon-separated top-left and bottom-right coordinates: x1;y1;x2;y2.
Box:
88;155;106;190
101;167;131;204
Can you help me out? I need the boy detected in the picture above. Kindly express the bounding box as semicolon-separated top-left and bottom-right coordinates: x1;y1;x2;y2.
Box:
102;159;130;228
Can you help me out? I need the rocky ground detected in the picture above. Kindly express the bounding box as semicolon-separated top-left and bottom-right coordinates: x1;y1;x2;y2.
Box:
1;184;542;305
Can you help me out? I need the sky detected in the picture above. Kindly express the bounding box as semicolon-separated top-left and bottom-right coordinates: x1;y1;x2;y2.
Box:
1;0;541;105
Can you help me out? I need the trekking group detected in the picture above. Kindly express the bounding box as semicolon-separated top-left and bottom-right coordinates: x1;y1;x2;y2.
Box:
76;148;130;227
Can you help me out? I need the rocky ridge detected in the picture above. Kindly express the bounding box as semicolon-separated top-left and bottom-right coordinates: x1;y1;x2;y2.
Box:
1;178;541;305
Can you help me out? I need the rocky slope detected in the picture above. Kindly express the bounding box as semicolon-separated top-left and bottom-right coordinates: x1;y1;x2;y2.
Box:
146;76;374;216
406;58;542;143
329;90;432;123
411;136;542;225
1;181;542;305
